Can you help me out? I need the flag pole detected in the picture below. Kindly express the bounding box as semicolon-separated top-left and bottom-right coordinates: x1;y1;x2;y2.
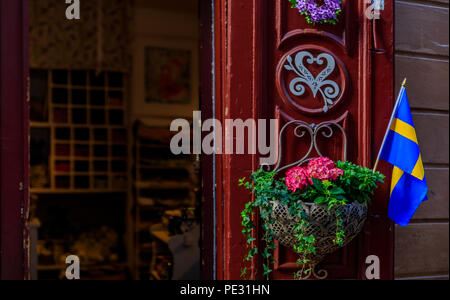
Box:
373;78;407;173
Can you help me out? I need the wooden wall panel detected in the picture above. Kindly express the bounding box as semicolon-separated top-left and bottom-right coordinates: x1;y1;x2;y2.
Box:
395;55;449;111
397;274;449;280
412;113;449;164
428;0;449;4
395;1;449;56
395;223;449;277
395;0;449;280
413;168;449;220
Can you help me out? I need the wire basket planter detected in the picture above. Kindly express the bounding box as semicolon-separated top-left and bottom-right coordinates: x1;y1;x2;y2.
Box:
267;200;367;279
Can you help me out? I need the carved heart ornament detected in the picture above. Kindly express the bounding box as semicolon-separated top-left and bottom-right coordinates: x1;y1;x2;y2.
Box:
284;51;341;113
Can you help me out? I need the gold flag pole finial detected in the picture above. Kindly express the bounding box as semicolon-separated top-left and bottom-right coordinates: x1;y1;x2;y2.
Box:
402;78;407;87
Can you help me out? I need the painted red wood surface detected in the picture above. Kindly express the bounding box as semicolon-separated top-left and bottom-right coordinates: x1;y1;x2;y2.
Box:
0;0;30;280
200;0;215;280
213;0;394;280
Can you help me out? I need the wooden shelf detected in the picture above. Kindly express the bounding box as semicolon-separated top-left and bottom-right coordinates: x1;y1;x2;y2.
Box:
38;262;127;272
31;188;127;194
132;122;199;280
30;69;128;193
138;158;195;167
134;181;193;190
135;221;155;232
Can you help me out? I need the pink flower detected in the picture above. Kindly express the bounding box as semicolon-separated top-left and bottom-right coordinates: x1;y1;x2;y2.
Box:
307;157;336;180
308;157;335;170
285;158;344;192
285;167;312;192
329;168;344;180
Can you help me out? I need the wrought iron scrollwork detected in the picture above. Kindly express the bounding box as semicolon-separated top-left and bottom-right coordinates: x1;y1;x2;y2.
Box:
261;119;347;173
296;267;328;280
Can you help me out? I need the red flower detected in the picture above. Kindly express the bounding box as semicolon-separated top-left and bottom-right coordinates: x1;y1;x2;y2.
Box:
307;157;338;180
285;167;312;192
285;157;344;192
329;167;344;180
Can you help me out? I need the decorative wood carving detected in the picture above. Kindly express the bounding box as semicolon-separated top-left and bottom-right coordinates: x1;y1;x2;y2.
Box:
276;45;349;115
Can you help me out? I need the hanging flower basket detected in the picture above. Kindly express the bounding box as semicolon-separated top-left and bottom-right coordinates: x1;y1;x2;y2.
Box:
267;200;367;266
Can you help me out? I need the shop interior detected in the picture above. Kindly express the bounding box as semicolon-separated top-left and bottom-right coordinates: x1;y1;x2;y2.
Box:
29;0;202;280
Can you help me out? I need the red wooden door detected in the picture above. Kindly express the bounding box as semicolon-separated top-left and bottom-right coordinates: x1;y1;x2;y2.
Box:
213;0;394;280
0;0;30;280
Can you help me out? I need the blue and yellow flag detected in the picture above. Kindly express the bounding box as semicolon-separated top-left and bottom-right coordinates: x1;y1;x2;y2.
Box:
379;86;428;227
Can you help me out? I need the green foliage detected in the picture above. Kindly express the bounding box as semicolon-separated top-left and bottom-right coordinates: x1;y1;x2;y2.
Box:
335;161;386;204
297;178;348;210
239;170;288;280
239;161;385;280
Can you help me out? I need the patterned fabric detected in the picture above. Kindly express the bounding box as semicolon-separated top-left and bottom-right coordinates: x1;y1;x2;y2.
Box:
30;0;132;71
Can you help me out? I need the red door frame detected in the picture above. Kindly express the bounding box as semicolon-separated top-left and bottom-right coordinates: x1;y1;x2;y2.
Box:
0;0;30;280
210;0;395;280
200;0;216;280
212;0;265;280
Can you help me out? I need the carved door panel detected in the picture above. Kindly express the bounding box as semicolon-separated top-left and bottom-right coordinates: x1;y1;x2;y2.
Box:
265;0;394;280
267;0;362;280
213;0;394;280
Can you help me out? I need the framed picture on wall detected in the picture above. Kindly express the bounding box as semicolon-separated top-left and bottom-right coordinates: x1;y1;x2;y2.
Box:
145;47;191;104
132;37;199;118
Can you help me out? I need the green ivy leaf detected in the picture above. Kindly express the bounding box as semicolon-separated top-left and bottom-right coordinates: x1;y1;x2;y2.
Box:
312;177;325;192
263;264;272;276
247;236;256;244
331;187;346;195
240;267;247;278
314;196;326;204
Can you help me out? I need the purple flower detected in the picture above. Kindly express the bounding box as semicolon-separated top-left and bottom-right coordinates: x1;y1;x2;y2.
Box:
294;0;342;24
296;1;307;11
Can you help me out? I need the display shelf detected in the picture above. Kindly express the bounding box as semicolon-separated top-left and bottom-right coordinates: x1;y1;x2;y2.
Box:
132;121;199;280
134;181;193;190
30;69;128;193
30;188;128;194
38;262;128;272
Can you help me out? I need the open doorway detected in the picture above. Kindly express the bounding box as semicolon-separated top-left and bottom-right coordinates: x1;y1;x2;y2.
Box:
28;0;208;280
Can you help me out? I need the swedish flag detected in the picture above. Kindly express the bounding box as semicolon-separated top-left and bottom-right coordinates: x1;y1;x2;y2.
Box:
378;84;428;227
